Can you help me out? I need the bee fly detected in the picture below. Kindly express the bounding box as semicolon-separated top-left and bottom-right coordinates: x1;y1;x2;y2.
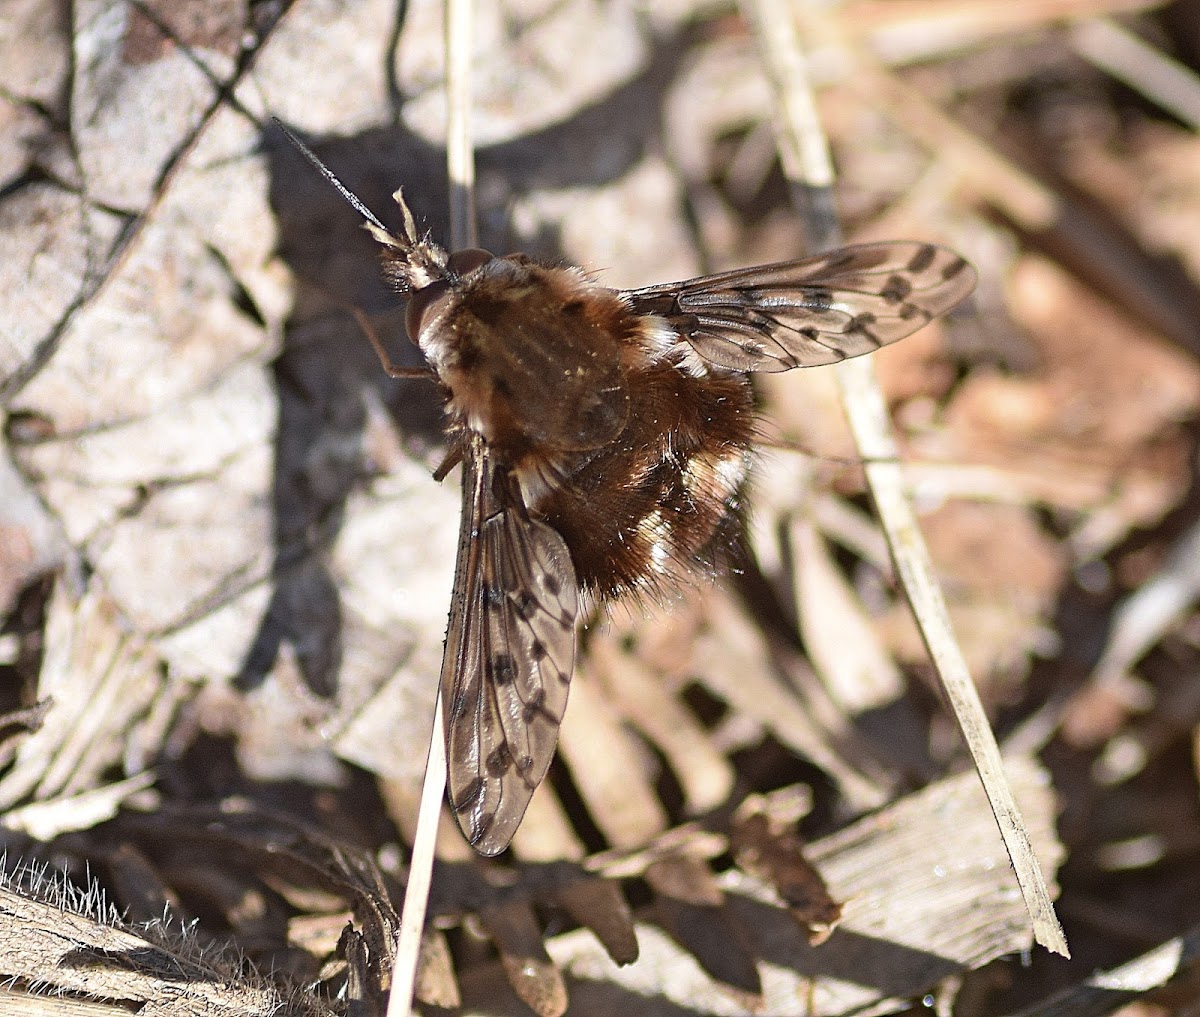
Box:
277;123;976;855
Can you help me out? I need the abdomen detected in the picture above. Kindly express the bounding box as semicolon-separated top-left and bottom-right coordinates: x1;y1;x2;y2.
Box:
529;365;756;599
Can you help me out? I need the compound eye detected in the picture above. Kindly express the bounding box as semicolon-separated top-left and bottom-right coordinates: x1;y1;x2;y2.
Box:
447;248;493;275
405;279;451;343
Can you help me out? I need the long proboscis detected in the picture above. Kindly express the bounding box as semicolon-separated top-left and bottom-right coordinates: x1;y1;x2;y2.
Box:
271;117;448;289
272;116;392;235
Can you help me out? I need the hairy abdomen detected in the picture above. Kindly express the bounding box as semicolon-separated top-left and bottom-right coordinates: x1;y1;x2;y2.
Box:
526;365;755;598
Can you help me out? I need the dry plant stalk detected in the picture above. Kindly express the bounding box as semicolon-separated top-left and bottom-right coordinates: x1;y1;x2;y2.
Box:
745;0;1067;957
0;877;328;1017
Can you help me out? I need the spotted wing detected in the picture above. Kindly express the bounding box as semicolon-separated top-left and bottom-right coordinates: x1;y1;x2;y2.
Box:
440;434;578;855
622;241;976;373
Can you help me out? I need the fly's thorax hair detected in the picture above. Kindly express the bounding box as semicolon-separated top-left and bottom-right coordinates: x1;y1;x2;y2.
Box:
404;254;650;458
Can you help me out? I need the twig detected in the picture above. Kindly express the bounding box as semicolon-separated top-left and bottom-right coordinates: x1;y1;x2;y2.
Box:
388;1;478;1014
1070;17;1200;130
744;0;1069;958
445;0;478;252
388;696;446;1017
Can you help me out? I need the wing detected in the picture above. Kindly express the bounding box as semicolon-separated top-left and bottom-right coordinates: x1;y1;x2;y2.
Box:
621;241;976;373
440;433;578;855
